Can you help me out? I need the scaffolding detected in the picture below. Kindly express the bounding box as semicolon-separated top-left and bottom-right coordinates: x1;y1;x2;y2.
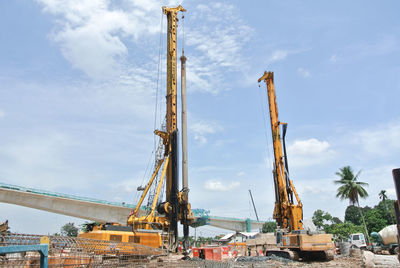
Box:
0;233;167;267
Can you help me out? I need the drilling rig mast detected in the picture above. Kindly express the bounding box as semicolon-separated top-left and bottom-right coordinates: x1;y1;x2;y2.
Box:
127;5;194;253
258;71;334;261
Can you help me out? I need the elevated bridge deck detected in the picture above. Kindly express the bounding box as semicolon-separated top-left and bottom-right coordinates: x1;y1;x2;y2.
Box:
0;182;263;232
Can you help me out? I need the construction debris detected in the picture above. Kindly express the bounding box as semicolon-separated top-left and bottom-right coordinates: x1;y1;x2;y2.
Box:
236;255;293;263
362;250;400;268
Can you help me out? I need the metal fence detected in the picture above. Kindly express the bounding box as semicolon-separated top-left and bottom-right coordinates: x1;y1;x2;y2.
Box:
0;233;167;267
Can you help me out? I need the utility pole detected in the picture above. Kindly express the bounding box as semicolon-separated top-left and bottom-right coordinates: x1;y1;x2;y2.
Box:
248;190;259;221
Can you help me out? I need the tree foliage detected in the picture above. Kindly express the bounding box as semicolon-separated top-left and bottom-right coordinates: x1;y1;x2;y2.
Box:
345;205;362;225
312;210;332;230
379;190;387;201
335;166;369;241
335;166;368;205
376;199;395;225
325;222;364;241
61;222;79;237
312;208;365;241
364;209;387;233
262;221;277;233
326;199;396;241
331;217;342;225
375;199;395;225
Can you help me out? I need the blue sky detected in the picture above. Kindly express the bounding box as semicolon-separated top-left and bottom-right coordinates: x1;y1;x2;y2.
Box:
1;0;400;237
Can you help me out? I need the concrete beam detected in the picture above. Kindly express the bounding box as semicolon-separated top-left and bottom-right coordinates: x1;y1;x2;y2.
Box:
0;187;132;224
207;217;264;232
0;183;265;232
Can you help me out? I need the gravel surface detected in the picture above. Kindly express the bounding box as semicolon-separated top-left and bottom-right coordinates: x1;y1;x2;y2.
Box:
143;254;364;267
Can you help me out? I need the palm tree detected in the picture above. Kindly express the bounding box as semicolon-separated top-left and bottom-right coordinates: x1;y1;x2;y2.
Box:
335;166;369;242
379;190;394;224
335;166;368;205
379;190;387;201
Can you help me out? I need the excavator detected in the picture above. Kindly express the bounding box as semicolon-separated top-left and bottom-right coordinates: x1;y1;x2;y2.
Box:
80;5;194;253
258;71;334;261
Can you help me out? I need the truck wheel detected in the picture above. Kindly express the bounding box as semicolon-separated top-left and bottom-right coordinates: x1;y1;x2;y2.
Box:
394;247;399;255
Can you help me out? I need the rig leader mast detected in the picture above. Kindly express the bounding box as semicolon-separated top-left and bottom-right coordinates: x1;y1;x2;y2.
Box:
128;6;194;253
258;71;334;260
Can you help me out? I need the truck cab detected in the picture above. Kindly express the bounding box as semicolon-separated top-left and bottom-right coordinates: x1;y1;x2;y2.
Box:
349;233;367;248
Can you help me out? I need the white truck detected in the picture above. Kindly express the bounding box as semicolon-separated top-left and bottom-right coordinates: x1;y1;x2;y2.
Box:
349;233;367;249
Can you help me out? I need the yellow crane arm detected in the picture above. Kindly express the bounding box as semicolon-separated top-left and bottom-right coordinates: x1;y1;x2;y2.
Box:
258;71;303;231
150;156;169;216
132;159;164;216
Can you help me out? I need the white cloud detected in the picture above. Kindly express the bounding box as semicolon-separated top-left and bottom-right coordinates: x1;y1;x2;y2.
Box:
266;48;307;64
111;178;143;194
352;165;397;206
270;50;290;62
386;188;396;199
289;138;330;156
204;179;240;192
190;120;223;144
0;109;4;118
287;138;335;167
296;178;336;196
186;2;253;94
353;121;400;156
237;171;246;177
37;1;253;95
329;54;337;63
297;67;310;78
334;36;398;64
0;132;80;189
36;0;163;79
109;176;146;204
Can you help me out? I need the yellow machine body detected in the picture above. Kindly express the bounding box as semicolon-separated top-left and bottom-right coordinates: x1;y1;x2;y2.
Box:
78;227;162;249
281;232;334;251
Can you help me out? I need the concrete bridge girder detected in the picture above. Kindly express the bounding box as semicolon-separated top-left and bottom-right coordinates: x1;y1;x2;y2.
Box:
207;218;264;232
0;187;131;224
0;184;264;232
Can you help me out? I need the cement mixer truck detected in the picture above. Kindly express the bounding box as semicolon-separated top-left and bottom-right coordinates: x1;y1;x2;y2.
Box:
369;225;399;255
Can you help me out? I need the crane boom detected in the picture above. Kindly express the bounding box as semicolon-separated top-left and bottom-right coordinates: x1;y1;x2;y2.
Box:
258;71;334;261
258;71;302;231
127;5;193;253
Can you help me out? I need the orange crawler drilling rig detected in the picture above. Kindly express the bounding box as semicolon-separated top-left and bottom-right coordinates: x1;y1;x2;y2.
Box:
258;72;334;261
80;6;193;253
126;5;194;253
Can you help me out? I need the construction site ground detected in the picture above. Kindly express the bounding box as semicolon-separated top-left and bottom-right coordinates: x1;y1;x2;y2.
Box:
139;252;400;268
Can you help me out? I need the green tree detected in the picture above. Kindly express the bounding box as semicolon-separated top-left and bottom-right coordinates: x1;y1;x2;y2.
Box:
262;221;277;233
335;166;368;205
379;190;387;201
378;190;394;224
61;222;79;237
335;166;369;241
345;205;362;225
325;222;364;242
331;217;342;225
312;210;332;230
375;199;395;225
364;209;387;233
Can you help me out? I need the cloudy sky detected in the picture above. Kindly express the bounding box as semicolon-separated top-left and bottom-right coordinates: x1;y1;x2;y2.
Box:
1;0;399;237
